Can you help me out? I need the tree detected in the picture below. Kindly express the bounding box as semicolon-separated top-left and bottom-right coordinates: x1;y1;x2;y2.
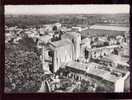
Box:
5;43;44;93
18;35;41;56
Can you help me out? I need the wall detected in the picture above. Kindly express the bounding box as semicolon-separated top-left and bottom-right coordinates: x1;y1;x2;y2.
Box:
53;43;74;72
41;47;52;73
115;77;125;92
61;32;81;60
114;72;130;92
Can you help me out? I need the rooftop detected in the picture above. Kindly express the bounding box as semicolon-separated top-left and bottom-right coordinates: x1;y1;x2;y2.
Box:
101;54;121;62
66;61;88;72
98;54;129;72
104;54;129;65
86;64;122;83
66;61;126;83
90;45;121;52
39;35;52;42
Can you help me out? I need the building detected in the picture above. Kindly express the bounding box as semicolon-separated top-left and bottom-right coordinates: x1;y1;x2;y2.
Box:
53;23;62;30
87;62;130;92
65;61;130;92
37;35;52;48
80;38;91;63
41;39;74;73
65;61;90;81
61;32;81;60
81;45;121;60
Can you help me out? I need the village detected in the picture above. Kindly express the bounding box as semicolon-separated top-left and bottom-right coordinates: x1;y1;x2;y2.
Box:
5;21;130;92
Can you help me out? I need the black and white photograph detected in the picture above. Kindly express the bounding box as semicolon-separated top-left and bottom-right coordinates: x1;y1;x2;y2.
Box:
4;5;130;93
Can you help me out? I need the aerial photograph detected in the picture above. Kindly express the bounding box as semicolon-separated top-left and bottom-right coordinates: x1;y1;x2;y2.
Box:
4;5;130;93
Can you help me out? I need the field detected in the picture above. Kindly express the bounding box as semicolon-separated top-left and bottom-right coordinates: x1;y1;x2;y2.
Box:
5;14;129;28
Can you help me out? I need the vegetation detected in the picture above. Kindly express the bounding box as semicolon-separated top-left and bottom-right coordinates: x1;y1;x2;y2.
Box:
5;37;43;92
5;14;129;28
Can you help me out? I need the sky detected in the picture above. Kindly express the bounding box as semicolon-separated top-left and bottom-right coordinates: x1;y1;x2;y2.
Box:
5;5;130;15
